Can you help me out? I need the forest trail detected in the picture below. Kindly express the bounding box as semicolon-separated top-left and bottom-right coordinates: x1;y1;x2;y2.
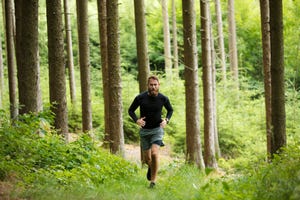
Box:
68;133;174;165
124;143;174;166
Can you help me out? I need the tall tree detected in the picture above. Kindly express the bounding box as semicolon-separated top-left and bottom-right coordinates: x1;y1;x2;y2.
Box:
182;0;205;169
200;0;217;168
4;0;18;119
134;0;150;92
227;0;239;89
208;1;220;158
64;0;76;106
171;0;179;78
259;0;272;157
133;0;150;163
107;0;125;155
0;23;3;109
76;0;92;132
161;0;172;80
97;0;110;147
214;0;226;82
46;0;69;138
269;0;286;156
15;0;42;114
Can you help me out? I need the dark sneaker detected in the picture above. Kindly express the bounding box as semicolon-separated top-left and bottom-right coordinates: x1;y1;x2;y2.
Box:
147;167;151;181
149;182;156;189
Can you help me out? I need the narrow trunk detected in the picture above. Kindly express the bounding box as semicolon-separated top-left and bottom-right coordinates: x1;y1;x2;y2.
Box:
107;0;125;156
228;0;239;89
46;0;69;138
200;0;217;169
182;0;205;169
161;0;172;80
214;0;226;82
259;0;272;157
64;0;76;106
269;0;286;156
97;0;110;147
134;0;150;92
5;0;18;119
171;0;179;78
76;0;92;132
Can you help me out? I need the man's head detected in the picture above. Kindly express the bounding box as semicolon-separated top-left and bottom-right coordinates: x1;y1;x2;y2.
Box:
147;75;160;96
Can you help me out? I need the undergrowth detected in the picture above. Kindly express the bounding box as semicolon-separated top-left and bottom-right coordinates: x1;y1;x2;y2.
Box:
0;109;299;199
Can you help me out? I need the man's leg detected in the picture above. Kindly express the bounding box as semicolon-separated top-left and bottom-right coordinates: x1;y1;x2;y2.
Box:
143;144;160;183
149;144;160;183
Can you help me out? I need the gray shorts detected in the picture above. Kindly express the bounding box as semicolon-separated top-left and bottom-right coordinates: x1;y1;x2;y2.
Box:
140;127;164;150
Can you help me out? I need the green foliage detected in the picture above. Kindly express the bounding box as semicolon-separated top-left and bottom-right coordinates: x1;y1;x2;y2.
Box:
252;145;300;200
0;111;138;196
1;108;300;199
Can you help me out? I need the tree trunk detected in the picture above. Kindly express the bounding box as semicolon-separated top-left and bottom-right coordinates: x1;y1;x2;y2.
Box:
76;0;92;132
214;0;226;82
63;0;76;106
134;0;150;92
46;0;69;138
4;0;18;118
171;0;179;78
182;0;205;169
5;0;18;119
16;0;42;114
97;0;110;147
107;0;125;156
259;0;272;158
209;3;220;158
0;24;3;109
227;0;239;89
161;0;172;80
133;0;150;163
200;0;217;169
269;0;286;156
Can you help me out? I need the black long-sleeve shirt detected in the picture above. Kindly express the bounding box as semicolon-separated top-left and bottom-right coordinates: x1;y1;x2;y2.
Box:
128;91;173;129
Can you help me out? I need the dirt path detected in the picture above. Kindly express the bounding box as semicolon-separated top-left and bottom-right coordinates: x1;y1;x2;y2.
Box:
124;144;173;165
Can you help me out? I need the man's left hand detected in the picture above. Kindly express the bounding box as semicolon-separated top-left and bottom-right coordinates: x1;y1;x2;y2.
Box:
160;119;167;128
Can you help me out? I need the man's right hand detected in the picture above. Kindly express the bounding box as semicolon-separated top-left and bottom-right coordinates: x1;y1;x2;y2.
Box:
136;117;146;127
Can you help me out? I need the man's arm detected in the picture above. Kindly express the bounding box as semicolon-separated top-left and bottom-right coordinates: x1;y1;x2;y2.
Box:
164;97;173;121
128;97;139;122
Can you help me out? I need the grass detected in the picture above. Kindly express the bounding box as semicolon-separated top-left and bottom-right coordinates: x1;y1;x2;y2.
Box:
22;163;210;200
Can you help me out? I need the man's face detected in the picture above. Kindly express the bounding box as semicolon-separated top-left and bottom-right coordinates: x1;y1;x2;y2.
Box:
148;78;160;96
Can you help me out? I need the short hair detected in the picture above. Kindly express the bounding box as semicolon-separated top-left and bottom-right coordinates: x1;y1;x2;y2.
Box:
148;75;159;83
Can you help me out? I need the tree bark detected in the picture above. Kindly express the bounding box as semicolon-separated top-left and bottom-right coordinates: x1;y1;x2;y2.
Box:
107;0;125;156
16;0;42;114
4;0;18;118
259;0;272;158
200;0;217;169
0;23;3;109
171;0;179;78
76;0;92;132
97;0;110;147
161;0;172;80
228;0;239;89
209;2;220;158
63;0;76;106
182;0;205;169
134;0;150;92
214;0;226;82
133;0;150;163
46;0;69;138
269;0;286;156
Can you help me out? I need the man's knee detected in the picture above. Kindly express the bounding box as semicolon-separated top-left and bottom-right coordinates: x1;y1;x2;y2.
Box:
143;151;152;164
151;150;159;160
